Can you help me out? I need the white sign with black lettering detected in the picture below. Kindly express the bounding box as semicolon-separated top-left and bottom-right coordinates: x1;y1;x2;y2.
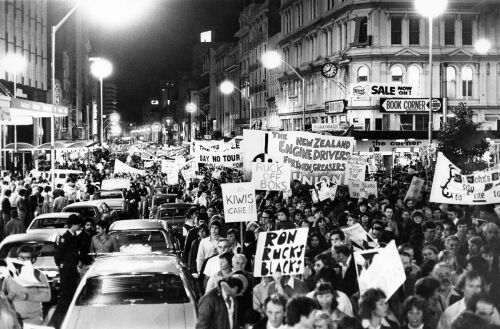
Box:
252;162;291;191
221;182;257;223
349;181;378;199
380;98;442;112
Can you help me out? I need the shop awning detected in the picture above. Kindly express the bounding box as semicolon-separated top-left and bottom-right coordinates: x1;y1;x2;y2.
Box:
10;98;68;118
3;143;35;151
36;142;67;150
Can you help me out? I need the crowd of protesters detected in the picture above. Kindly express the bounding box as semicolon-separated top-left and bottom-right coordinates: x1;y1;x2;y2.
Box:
0;144;499;329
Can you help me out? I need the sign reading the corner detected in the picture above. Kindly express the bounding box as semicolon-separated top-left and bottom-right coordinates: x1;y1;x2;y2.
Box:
380;98;443;112
349;83;420;98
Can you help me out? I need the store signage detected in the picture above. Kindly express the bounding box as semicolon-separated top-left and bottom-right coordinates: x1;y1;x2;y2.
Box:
288;95;298;103
312;123;340;131
380;98;443;112
10;98;68;117
325;100;347;114
349;83;420;98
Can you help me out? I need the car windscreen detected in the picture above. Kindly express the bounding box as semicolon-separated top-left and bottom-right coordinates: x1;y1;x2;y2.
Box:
75;273;189;305
31;217;68;229
109;231;173;252
152;195;176;207
158;205;189;218
0;241;55;259
100;191;123;199
65;207;96;218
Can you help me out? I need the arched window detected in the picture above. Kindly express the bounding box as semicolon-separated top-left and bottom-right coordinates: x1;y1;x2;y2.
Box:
446;66;456;99
407;65;420;89
391;66;404;83
462;66;473;97
357;66;369;82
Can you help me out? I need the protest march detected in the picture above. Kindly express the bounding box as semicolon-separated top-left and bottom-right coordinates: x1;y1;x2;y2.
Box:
0;130;499;329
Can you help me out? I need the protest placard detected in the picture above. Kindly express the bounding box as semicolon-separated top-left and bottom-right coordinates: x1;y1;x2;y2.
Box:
243;130;354;185
345;155;367;183
194;143;243;169
355;241;406;300
251;162;291;191
315;180;338;201
405;176;425;201
6;259;49;288
341;223;379;251
114;159;145;175
221;182;257;223
253;228;309;277
430;152;500;204
181;160;197;182
349;181;378;198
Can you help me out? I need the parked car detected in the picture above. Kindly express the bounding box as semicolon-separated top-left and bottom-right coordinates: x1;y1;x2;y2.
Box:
108;219;180;255
61;254;199;329
155;203;192;228
27;212;82;235
0;232;61;296
149;194;177;219
95;179;128;217
62;201;117;223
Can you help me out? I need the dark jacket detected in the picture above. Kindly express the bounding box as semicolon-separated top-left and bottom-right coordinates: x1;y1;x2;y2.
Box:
339;256;359;297
196;287;237;329
1;197;11;215
54;230;79;268
77;230;94;265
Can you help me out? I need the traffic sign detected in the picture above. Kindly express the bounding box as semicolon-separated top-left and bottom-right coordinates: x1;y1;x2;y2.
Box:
380;98;443;112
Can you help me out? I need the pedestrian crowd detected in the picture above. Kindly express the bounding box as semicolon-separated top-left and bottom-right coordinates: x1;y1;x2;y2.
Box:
0;145;499;329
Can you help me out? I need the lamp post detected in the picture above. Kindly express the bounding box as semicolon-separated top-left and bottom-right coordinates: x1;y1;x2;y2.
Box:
220;80;253;130
415;0;448;146
186;102;208;137
5;54;26;164
90;57;112;147
262;50;306;131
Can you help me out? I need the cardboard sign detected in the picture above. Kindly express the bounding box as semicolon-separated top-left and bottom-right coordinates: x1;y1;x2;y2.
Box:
345;156;367;183
251;162;291;191
341;223;379;251
349;181;378;199
315;180;338;201
243;130;354;185
254;228;308;277
355;241;406;300
221;182;257;223
405;176;425;201
430;152;500;204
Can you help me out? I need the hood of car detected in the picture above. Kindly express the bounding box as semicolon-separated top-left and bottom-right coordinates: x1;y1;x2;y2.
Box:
63;303;195;329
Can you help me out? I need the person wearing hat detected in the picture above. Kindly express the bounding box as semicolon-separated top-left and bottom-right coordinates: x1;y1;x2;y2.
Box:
51;214;81;327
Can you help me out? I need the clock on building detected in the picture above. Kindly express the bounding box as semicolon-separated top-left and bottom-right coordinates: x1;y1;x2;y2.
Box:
321;62;338;79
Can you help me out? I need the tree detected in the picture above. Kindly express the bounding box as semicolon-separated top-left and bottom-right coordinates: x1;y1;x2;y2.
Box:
437;103;489;172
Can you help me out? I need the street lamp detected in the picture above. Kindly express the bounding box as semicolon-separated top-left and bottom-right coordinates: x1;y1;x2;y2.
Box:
415;0;448;146
90;57;112;147
220;79;253;130
186;102;208;137
262;50;305;131
5;54;26;156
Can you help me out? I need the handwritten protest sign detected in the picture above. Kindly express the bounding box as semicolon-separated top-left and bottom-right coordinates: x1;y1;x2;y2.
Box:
345;155;367;183
254;228;309;277
430;152;500;204
161;160;180;185
221;182;257;223
349;181;378;198
194;142;243;168
243;130;354;185
181;160;197;182
341;223;379;251
405;176;425;201
252;162;291;191
355;241;406;300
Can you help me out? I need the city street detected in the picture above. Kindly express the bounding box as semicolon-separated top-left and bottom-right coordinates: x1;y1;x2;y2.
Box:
0;1;500;329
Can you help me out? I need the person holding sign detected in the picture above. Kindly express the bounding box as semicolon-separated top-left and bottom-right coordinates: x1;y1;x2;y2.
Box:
2;245;51;325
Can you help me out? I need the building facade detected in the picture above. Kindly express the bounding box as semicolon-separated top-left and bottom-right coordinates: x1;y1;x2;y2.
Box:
103;82;117;116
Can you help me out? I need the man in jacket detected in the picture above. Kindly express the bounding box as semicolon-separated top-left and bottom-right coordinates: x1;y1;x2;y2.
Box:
196;276;243;329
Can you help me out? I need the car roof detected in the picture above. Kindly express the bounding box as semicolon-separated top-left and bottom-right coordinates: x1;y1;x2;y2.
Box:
152;194;177;199
0;231;60;245
109;219;166;231
63;201;106;208
34;212;80;220
87;254;181;277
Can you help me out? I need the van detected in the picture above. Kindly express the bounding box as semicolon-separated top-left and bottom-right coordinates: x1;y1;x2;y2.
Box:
29;169;85;186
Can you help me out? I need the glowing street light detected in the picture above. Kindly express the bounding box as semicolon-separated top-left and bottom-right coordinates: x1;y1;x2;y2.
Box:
186;102;209;137
262;51;306;130
109;112;120;124
220;79;253;130
474;38;491;55
415;0;448;145
90;58;113;146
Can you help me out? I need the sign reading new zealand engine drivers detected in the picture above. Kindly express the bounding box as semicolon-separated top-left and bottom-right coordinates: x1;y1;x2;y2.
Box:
380;98;443;112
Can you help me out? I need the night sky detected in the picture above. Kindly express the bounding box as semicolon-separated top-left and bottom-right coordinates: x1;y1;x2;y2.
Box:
90;0;244;122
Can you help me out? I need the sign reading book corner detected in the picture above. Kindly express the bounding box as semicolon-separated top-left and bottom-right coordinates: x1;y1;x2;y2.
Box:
221;182;257;222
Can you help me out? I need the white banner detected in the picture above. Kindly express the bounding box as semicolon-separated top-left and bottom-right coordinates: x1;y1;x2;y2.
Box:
345;155;367;183
254;228;308;277
349;181;378;199
114;159;145;175
251;162;291;191
405;176;425;201
194;143;243;169
355;241;406;300
243;130;354;185
430;152;500;204
221;182;257;223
